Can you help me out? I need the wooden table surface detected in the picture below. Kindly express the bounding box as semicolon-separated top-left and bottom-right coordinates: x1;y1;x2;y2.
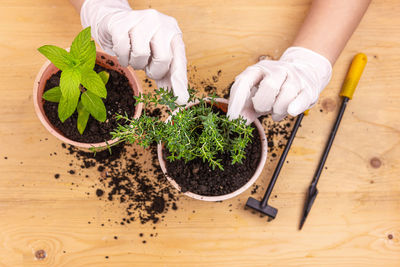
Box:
1;0;399;266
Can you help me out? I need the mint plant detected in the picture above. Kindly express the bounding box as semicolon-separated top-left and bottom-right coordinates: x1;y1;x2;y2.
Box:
38;27;109;134
111;89;254;170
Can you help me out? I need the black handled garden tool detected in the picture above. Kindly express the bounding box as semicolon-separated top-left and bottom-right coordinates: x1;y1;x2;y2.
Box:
299;53;367;230
246;111;307;219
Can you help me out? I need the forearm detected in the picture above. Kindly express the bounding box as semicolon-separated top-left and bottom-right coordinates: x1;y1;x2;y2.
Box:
69;0;85;13
293;0;371;65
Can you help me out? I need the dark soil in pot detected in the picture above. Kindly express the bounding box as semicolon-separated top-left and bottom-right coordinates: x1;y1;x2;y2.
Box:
43;64;135;143
164;123;262;196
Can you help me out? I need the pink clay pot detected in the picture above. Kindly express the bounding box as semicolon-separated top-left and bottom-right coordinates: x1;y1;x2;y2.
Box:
157;98;268;202
33;50;143;149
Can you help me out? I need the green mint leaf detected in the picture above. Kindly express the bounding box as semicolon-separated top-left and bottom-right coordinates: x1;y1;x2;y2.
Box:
77;100;90;134
58;93;80;122
98;70;110;85
80;41;96;71
60;67;81;99
81;90;106;122
58;68;81;122
70;28;96;71
81;69;107;98
70;27;92;59
42;86;61;102
38;45;74;70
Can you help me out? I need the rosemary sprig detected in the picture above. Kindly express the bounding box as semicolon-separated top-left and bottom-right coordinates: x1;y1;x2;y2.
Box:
111;88;253;170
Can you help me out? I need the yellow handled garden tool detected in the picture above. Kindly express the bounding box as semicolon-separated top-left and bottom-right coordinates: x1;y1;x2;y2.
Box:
299;53;368;230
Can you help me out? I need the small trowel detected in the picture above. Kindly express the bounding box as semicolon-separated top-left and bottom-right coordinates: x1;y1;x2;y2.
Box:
299;53;367;230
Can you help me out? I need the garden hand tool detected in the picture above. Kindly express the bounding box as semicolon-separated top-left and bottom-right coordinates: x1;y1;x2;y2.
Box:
299;53;367;230
227;46;332;122
246;111;307;219
81;0;189;104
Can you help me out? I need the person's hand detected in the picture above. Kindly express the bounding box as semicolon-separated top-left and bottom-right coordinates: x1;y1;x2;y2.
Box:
81;0;189;104
227;47;332;122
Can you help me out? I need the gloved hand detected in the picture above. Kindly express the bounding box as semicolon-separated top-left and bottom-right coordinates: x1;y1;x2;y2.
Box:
227;47;332;122
80;0;189;104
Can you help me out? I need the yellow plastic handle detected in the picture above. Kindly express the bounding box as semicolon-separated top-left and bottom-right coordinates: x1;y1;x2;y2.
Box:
340;53;367;99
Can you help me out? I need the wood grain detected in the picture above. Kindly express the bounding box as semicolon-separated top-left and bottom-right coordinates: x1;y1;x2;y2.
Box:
0;0;399;266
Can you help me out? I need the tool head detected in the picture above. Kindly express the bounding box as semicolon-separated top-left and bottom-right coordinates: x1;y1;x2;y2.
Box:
246;197;278;219
299;186;319;230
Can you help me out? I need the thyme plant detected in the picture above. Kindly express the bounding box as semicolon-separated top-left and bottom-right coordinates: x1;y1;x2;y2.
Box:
111;88;254;170
38;27;109;134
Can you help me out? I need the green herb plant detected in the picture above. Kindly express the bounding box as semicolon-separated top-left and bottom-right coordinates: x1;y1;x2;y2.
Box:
111;88;254;170
38;27;109;134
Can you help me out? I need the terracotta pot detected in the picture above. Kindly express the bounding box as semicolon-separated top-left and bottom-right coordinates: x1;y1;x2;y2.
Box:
157;98;268;201
33;50;143;149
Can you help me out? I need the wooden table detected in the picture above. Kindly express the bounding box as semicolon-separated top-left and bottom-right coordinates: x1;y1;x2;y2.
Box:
1;0;399;266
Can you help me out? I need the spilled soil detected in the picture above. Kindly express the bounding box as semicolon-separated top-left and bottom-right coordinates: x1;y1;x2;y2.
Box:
43;66;298;241
62;136;178;225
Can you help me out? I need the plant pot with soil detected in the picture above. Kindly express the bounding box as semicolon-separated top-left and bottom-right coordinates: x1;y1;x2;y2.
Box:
33;27;143;149
111;89;268;201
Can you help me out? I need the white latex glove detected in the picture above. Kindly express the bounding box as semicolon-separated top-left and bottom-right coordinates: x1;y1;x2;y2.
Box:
227;47;332;122
81;0;189;104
